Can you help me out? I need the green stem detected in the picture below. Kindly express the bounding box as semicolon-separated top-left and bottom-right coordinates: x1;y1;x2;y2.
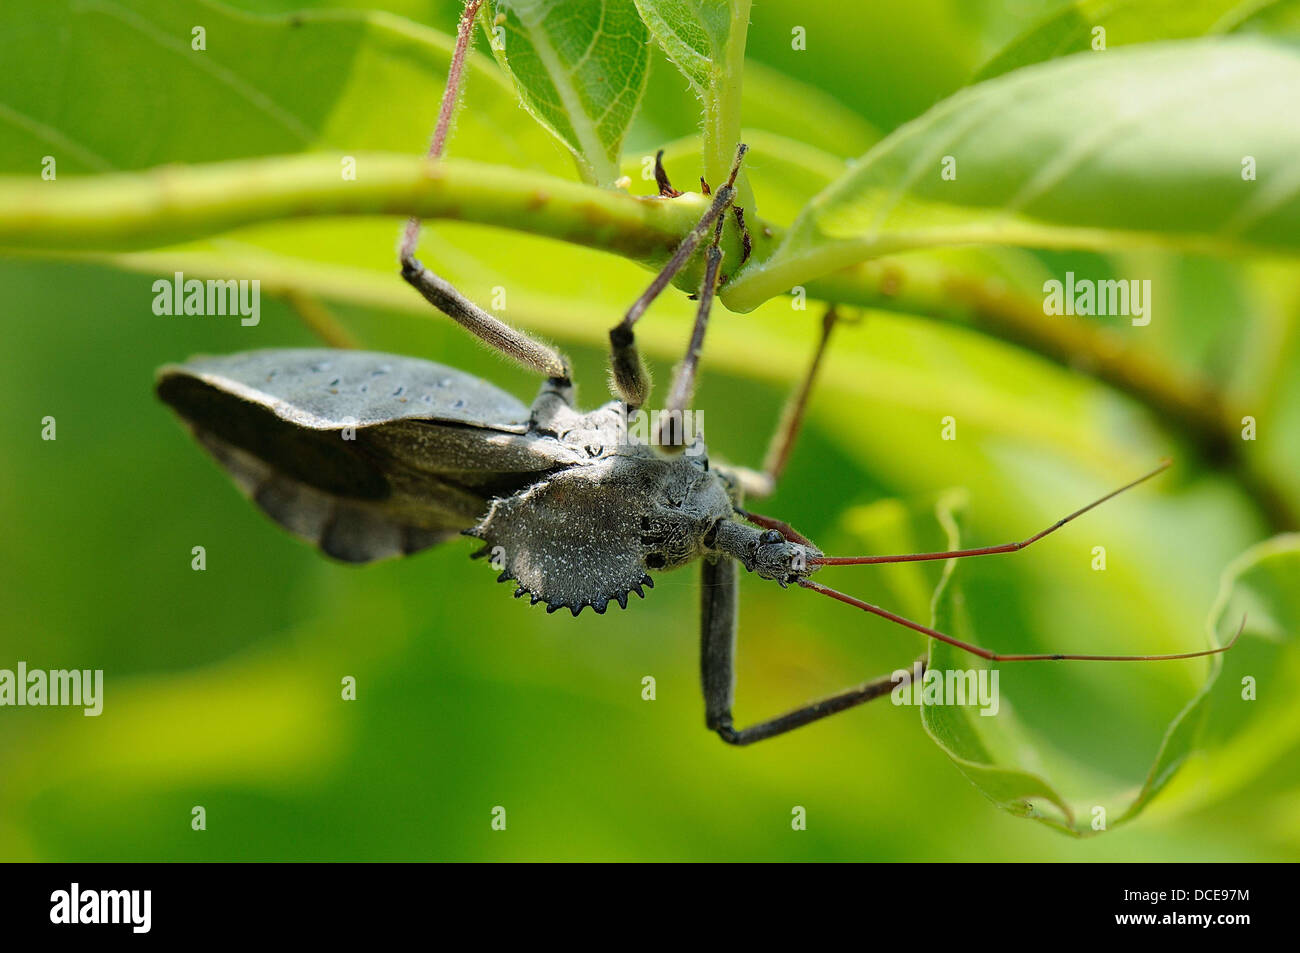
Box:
807;257;1297;531
0;153;713;263
708;0;754;212
0;152;1290;529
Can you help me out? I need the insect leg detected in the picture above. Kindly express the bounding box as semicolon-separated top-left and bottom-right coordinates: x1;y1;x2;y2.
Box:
656;216;726;450
700;555;739;736
400;258;571;383
731;206;752;265
700;554;925;745
760;306;839;490
397;0;571;383
609;144;748;409
717;307;839;500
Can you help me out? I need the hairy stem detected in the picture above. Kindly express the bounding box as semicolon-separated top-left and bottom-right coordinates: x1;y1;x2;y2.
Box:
707;0;754;213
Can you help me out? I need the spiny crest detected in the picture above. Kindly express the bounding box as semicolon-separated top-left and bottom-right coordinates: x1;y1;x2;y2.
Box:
464;457;658;616
464;437;734;615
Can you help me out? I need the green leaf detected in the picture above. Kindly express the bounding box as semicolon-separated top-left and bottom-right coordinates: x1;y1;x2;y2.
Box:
742;0;990;135
739;61;878;159
920;492;1078;834
629;51;879;165
919;497;1289;836
4;0;1299;863
483;0;650;185
725;37;1300;311
1132;533;1300;821
1238;0;1300;31
0;0;568;175
974;0;1300;82
633;0;753;206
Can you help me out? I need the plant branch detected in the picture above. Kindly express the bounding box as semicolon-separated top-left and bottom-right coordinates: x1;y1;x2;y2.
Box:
807;257;1297;531
0;153;1290;528
0;153;720;263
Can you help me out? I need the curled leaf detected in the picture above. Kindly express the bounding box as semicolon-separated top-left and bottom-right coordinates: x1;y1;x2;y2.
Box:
920;492;1261;836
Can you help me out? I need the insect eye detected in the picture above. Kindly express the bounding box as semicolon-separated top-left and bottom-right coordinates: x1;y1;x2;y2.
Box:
759;529;783;545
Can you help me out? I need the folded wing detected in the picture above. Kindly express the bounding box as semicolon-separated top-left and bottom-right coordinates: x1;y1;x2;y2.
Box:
157;349;579;563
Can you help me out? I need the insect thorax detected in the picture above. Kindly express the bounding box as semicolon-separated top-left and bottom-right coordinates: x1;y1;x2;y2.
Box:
466;393;737;615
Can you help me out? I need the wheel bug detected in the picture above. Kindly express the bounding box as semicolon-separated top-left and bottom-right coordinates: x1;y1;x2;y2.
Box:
156;320;1242;747
156;0;1242;747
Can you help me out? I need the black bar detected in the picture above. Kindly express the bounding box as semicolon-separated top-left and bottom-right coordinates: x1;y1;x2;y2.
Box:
0;862;1279;940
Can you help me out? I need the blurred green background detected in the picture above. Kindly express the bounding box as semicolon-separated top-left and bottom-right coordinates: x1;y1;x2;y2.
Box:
1;0;1298;860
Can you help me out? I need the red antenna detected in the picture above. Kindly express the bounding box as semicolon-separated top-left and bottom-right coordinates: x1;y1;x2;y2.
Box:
792;460;1246;662
812;459;1172;567
800;578;1244;662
